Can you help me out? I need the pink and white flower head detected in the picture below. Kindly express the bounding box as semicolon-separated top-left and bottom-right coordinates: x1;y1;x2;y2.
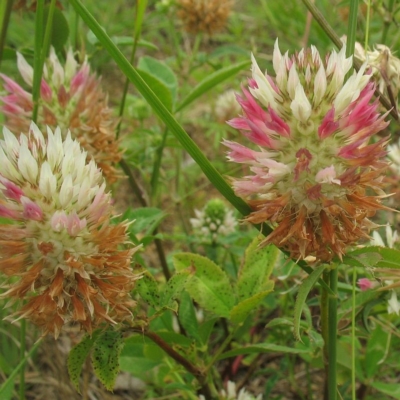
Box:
225;40;391;262
0;47;122;184
0;122;140;338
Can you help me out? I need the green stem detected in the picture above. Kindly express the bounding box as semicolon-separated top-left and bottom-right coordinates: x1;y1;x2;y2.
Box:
119;159;148;207
32;0;45;123
346;0;359;58
364;0;371;51
205;327;236;373
150;127;169;199
0;338;43;396
328;267;338;400
0;0;13;66
19;319;26;400
116;0;147;138
41;0;57;62
300;0;342;49
351;267;356;400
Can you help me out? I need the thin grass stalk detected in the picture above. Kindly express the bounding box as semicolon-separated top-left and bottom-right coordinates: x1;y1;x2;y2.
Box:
0;0;13;66
346;0;359;58
116;0;147;139
32;0;45;123
351;267;357;400
19;319;26;400
364;0;371;51
345;4;358;397
150;127;169;198
41;0;57;63
328;267;338;400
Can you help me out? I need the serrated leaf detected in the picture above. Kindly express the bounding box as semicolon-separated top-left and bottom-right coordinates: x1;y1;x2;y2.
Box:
230;282;274;324
92;329;124;391
218;343;311;360
176;60;250;112
138;56;177;102
173;253;235;318
178;291;202;342
67;331;100;392
347;246;400;269
236;237;278;301
294;264;327;341
135;269;160;308
159;272;190;308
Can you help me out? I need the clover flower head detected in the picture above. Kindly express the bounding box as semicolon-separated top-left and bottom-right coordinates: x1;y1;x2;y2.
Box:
190;198;236;243
0;47;122;184
199;380;262;400
177;0;232;35
355;42;400;99
225;40;390;261
215;89;242;123
0;122;140;337
371;224;399;248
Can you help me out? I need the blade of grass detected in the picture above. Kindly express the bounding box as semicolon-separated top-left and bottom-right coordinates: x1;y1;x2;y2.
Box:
32;0;45;123
69;0;250;216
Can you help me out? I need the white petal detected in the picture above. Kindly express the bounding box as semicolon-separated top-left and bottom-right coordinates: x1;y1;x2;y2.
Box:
287;64;300;99
313;64;327;105
39;161;57;198
290;84;312;122
250;53;279;108
17;53;34;86
18;145;38;184
59;174;74;208
272;39;282;73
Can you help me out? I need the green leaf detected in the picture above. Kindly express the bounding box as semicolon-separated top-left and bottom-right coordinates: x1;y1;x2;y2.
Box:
347;246;400;269
230;283;274;324
136;69;173;112
294;264;327;341
236;237;278;301
370;382;400;399
67;332;100;392
173;253;235;318
159;272;190;309
135;269;160;308
138;56;177;103
175;60;250;112
43;6;69;52
218;343;311;360
365;324;390;379
122;207;167;239
178;291;201;342
92;329;124;391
